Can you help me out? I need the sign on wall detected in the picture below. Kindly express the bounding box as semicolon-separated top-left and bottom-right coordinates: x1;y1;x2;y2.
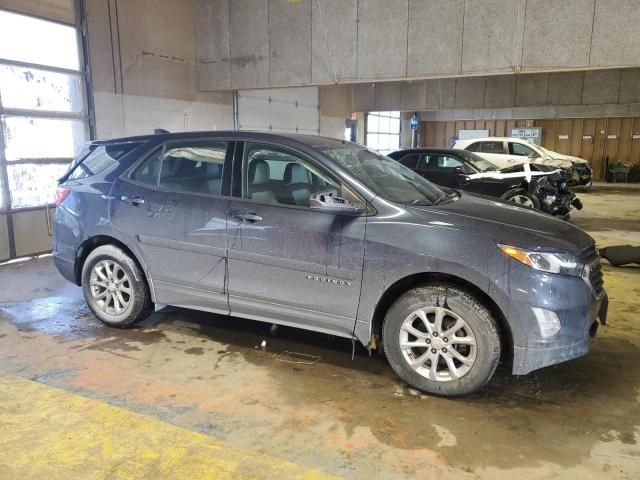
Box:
508;127;543;146
458;129;489;140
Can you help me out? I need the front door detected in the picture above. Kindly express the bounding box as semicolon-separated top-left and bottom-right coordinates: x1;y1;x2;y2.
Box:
110;138;233;314
227;141;367;338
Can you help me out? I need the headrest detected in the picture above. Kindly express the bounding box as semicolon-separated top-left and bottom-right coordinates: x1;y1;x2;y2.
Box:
284;163;308;184
248;159;270;185
205;162;221;178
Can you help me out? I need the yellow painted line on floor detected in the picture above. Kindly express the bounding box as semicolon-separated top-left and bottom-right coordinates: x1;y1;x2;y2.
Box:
0;373;339;480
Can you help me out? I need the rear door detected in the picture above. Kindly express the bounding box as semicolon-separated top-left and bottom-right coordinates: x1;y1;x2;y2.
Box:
473;141;515;168
110;138;233;314
226;141;367;338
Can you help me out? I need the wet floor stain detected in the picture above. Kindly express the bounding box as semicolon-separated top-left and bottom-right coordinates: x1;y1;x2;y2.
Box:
184;347;205;355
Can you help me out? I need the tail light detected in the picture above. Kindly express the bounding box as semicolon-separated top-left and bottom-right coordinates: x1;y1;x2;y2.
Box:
54;186;71;206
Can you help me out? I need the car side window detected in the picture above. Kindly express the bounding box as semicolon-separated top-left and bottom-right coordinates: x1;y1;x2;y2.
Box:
416;154;433;169
437;156;463;169
158;140;228;195
242;142;362;209
479;142;505;154
130;147;163;186
398;153;419;169
509;142;538;157
466;142;480;152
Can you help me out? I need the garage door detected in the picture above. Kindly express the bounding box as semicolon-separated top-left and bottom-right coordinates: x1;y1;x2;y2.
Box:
236;87;319;135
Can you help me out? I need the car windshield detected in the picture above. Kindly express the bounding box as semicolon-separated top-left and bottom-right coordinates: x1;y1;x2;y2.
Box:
453;149;500;172
317;145;450;206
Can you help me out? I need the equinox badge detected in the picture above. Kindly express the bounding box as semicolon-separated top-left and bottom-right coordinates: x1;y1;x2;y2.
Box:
306;275;352;287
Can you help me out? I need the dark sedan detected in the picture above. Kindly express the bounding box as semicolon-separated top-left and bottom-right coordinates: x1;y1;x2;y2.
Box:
388;148;580;217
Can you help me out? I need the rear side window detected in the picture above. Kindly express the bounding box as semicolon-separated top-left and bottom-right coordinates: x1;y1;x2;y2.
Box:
131;140;228;196
398;153;419;169
67;143;140;180
479;142;504;154
466;142;480;152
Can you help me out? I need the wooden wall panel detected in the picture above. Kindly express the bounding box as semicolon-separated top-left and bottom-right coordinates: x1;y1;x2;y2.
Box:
570;119;583;157
631;119;640;163
422;116;640;179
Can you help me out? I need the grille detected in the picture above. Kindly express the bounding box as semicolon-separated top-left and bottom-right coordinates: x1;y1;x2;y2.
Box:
573;164;592;177
581;244;604;296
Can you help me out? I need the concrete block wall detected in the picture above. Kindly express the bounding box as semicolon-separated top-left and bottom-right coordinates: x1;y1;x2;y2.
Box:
196;0;640;91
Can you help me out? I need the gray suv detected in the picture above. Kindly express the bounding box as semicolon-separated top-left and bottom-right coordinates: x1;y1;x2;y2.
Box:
53;132;608;397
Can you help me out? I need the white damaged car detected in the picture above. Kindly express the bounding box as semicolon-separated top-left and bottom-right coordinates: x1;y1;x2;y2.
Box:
453;137;592;188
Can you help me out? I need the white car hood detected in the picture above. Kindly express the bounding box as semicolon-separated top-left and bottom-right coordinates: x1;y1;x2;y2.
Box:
544;151;589;165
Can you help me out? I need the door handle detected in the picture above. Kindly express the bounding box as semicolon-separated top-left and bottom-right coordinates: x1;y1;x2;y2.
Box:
121;195;145;205
235;212;262;223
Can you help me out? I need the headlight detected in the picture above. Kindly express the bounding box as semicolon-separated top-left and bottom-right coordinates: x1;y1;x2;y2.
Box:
498;244;583;276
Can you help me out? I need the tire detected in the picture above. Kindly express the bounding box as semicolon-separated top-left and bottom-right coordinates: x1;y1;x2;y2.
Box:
501;188;541;210
81;244;152;328
382;284;501;397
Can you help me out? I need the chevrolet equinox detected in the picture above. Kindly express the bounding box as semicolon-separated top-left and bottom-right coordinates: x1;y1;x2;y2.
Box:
53;132;608;396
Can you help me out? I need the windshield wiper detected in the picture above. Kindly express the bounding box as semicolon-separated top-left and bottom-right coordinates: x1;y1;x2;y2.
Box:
434;191;459;205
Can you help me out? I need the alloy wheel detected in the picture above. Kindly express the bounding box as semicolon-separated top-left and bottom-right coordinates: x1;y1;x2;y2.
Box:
89;260;132;316
509;195;534;208
399;306;477;382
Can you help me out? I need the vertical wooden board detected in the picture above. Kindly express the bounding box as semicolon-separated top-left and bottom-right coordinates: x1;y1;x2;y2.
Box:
619;117;633;163
423;122;435;147
580;118;596;163
556;119;572;155
506;120;516;133
593;118;608;179
464;120;475;130
445;122;456;147
570;119;583;157
547;120;559;152
537;120;548;147
455;120;465;139
495;120;505;137
434;122;447;148
484;120;494;137
604;118;621;164
630;118;640;165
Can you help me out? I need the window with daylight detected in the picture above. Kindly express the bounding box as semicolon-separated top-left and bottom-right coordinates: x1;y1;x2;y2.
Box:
365;111;401;155
0;9;88;210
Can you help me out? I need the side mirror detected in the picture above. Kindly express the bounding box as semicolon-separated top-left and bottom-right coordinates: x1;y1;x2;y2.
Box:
310;190;362;215
454;167;465;175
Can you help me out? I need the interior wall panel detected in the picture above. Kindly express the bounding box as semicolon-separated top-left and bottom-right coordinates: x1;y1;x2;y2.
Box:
12;208;54;258
423;116;640;180
0;214;9;261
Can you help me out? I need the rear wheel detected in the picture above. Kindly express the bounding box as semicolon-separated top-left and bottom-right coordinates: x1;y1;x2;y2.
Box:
502;188;540;210
382;285;501;397
81;245;152;327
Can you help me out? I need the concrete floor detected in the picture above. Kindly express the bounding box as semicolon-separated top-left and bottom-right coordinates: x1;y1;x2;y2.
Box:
0;185;639;479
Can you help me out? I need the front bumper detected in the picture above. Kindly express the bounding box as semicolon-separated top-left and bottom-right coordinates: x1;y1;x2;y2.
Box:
569;165;593;186
512;294;607;375
493;261;607;375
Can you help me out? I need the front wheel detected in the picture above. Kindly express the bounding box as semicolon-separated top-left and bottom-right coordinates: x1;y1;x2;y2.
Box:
81;245;152;327
501;188;541;210
382;285;501;397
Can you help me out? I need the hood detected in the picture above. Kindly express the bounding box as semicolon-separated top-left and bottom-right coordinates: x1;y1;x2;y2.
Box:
408;192;593;252
544;150;589;165
537;156;573;169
